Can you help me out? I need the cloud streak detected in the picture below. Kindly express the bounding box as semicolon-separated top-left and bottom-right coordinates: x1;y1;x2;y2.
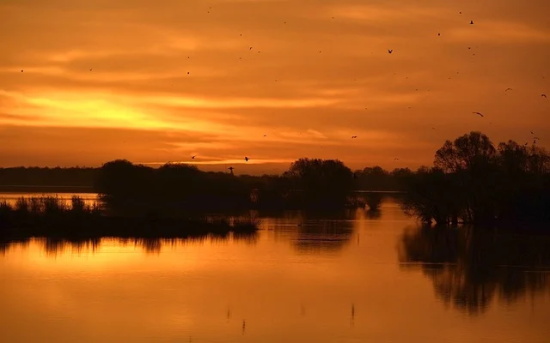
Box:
1;0;549;171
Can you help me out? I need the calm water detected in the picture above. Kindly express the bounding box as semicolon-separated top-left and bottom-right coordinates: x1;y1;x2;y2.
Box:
1;196;549;343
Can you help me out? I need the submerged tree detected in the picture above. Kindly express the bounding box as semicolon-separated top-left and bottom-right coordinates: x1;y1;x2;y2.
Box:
403;132;550;226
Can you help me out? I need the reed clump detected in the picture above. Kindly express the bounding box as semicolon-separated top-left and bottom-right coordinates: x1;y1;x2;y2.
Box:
0;196;258;240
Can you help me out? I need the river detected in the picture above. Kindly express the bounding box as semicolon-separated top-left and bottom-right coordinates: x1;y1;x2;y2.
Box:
0;194;549;342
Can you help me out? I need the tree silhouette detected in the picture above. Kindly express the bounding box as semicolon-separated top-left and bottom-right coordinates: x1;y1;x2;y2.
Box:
435;131;496;173
403;132;550;226
284;158;353;208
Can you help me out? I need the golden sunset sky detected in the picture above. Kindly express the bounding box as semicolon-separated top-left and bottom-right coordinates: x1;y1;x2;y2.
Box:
1;0;549;174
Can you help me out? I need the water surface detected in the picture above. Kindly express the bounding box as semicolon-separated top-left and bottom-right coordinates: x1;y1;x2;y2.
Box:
1;199;549;342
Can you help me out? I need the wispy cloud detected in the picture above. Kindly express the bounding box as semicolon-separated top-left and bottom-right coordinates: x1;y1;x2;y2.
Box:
1;0;549;170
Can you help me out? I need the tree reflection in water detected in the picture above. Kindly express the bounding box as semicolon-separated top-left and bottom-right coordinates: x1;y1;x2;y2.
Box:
291;210;354;253
0;231;258;255
398;226;550;314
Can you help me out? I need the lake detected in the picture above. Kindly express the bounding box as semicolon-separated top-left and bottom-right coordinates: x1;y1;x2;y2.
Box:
1;194;549;342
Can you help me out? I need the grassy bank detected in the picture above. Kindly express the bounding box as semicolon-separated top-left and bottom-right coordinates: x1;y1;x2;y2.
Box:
0;196;258;240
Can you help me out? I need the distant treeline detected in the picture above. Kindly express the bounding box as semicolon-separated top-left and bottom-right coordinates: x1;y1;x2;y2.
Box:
0;164;407;193
0;167;96;191
2;131;549;227
95;158;373;211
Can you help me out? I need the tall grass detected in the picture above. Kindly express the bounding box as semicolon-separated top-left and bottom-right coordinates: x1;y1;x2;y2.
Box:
0;196;258;240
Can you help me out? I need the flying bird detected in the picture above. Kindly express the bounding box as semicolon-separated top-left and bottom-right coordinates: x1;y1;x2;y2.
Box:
542;94;547;98
228;166;234;174
351;136;357;138
191;155;196;159
20;69;23;72
472;111;484;117
470;20;474;24
244;157;249;162
505;88;513;92
388;49;393;54
89;68;93;71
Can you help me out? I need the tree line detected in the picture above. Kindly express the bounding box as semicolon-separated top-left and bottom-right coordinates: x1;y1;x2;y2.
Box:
2;131;549;225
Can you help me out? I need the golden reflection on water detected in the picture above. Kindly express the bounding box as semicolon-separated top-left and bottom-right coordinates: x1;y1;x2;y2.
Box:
1;199;550;343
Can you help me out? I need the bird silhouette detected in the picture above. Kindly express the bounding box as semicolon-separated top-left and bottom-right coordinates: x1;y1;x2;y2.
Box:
191;155;196;159
472;111;484;117
20;69;23;72
505;88;513;92
351;135;357;138
244;157;249;162
542;94;547;98
89;68;93;71
388;49;393;54
470;20;474;24
228;166;234;174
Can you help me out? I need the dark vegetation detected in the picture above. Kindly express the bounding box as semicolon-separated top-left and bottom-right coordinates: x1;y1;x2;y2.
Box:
0;167;96;191
1;131;548;230
402;132;550;226
0;196;257;241
95;158;369;212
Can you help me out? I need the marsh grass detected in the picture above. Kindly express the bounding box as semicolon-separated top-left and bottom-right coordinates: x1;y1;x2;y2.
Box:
0;196;258;240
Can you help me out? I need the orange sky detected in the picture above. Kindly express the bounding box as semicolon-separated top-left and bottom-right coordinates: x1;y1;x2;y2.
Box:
1;0;549;174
